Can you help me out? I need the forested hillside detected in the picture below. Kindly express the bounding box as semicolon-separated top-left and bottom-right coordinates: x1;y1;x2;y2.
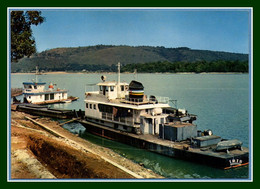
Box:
121;61;248;73
11;45;248;73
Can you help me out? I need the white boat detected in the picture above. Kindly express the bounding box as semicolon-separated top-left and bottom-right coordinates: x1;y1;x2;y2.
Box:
22;67;74;105
84;63;196;135
23;81;69;104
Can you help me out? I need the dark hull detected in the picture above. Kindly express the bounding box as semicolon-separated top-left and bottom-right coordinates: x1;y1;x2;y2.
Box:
78;120;249;169
16;104;83;119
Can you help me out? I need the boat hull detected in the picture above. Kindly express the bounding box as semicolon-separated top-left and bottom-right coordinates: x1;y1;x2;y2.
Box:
78;119;249;169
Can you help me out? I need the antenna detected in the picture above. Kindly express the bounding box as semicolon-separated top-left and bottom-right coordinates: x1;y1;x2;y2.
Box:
117;62;120;84
117;62;121;98
134;69;137;80
35;66;39;83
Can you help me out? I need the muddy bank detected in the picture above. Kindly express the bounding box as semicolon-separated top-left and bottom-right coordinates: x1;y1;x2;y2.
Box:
10;111;162;179
28;135;132;179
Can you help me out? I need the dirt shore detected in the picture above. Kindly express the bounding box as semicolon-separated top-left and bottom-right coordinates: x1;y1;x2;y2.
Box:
10;110;163;180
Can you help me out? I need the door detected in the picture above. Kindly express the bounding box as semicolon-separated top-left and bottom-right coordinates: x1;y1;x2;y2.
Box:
154;119;157;134
148;118;153;134
102;86;106;95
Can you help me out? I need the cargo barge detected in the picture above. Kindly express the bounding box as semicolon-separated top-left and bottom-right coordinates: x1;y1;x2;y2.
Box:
14;104;83;119
78;63;249;169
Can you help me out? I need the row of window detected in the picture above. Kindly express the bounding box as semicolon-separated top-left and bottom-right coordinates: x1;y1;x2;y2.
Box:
25;85;37;89
86;103;97;110
99;85;127;92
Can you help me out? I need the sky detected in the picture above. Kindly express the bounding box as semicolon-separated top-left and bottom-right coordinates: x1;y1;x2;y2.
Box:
24;8;251;54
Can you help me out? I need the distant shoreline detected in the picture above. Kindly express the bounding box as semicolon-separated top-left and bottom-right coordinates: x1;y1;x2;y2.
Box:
11;71;248;75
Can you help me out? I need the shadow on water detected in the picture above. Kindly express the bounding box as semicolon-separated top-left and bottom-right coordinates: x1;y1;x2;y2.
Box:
62;122;249;180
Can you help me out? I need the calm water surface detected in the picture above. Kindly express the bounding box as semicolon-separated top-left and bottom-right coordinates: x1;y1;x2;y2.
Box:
11;73;251;180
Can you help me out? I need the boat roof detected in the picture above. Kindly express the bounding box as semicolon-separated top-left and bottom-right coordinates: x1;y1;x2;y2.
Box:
23;82;46;85
84;99;170;110
23;90;68;95
97;81;128;86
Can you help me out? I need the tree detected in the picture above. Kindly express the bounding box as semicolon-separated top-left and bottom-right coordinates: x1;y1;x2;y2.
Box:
11;11;44;62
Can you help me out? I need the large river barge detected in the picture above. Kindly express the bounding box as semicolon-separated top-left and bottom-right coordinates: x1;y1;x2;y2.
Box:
78;63;249;169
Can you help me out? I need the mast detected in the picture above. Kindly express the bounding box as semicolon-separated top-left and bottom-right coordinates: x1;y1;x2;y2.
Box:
35;66;39;83
117;62;120;98
134;68;137;80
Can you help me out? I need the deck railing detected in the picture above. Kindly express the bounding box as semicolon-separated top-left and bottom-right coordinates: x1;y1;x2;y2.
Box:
101;112;134;125
123;95;170;105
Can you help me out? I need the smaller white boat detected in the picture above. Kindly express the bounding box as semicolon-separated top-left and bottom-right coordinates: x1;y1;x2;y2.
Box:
22;67;77;105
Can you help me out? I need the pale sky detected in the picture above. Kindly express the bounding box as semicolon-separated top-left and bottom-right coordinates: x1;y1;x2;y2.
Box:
16;8;251;54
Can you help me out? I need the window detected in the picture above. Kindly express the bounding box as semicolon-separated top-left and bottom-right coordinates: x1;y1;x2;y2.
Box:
161;118;164;124
90;104;92;109
50;93;54;100
45;94;49;100
86;103;88;108
94;104;96;109
34;85;37;89
110;86;114;91
105;86;109;92
121;85;124;91
100;86;103;91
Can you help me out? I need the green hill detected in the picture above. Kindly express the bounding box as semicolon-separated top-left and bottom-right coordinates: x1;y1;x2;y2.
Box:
11;45;248;72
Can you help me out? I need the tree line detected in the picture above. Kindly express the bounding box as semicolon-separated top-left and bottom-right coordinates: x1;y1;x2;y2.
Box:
121;60;248;73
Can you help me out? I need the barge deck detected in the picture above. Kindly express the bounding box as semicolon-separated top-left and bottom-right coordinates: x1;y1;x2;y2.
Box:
15;104;83;119
78;119;249;169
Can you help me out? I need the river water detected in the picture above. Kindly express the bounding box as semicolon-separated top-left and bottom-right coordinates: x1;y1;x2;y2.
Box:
10;73;251;180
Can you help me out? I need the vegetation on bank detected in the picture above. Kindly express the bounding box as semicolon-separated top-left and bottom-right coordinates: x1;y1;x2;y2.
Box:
12;60;248;73
121;60;248;73
11;45;248;73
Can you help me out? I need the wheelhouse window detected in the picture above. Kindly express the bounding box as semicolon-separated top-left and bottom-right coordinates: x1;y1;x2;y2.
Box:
121;85;124;91
45;94;49;100
90;104;92;109
94;104;96;109
50;93;54;100
86;103;88;108
99;86;103;91
110;86;114;91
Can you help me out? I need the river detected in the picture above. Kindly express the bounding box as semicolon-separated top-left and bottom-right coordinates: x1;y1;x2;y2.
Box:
10;72;251;180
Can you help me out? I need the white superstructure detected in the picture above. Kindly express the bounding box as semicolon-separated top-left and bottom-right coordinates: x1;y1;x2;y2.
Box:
23;82;68;104
84;63;172;135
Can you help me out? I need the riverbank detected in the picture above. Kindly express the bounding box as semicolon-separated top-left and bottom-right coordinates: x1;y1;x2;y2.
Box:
11;71;247;75
10;110;162;180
